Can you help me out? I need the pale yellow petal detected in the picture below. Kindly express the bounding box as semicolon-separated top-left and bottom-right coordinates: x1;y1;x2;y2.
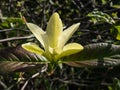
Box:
46;12;63;48
48;46;61;55
22;42;45;55
59;43;83;58
58;23;80;48
26;23;45;47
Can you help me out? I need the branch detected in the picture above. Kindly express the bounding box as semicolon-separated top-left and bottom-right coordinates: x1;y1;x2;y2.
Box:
0;28;29;32
0;35;34;43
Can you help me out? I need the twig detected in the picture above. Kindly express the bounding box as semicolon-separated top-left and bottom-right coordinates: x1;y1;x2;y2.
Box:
20;72;40;90
0;28;29;32
0;35;34;43
104;8;120;13
21;64;48;90
0;80;7;89
52;78;86;86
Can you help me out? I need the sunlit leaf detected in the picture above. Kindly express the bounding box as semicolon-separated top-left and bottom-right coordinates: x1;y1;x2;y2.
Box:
0;18;24;29
88;10;115;24
110;25;120;40
112;5;120;8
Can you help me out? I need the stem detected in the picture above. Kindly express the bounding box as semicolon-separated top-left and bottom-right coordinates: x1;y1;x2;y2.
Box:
46;62;57;76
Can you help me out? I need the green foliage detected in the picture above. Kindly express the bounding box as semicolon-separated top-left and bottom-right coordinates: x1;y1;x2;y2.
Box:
88;10;115;24
111;25;120;40
109;78;120;90
0;18;24;29
113;78;120;90
110;21;120;40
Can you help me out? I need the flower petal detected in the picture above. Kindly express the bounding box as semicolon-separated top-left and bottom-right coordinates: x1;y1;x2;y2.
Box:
46;12;63;48
58;23;80;48
22;42;45;55
59;43;83;58
26;23;45;47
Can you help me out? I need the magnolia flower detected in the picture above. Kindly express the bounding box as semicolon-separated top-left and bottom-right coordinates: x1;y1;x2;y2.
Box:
22;13;83;61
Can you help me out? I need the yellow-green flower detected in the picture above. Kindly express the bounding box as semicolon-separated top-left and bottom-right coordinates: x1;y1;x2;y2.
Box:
22;12;83;61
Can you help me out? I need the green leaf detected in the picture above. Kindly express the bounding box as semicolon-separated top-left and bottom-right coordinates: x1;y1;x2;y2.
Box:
110;25;120;40
112;5;120;8
113;78;120;90
0;18;24;29
88;10;115;24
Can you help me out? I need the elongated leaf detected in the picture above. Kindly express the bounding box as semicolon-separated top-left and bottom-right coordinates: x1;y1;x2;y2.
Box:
64;56;120;67
0;46;38;61
64;43;120;67
0;61;45;73
0;46;48;72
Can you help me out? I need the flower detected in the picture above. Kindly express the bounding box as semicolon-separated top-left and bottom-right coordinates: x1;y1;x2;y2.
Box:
22;12;83;61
